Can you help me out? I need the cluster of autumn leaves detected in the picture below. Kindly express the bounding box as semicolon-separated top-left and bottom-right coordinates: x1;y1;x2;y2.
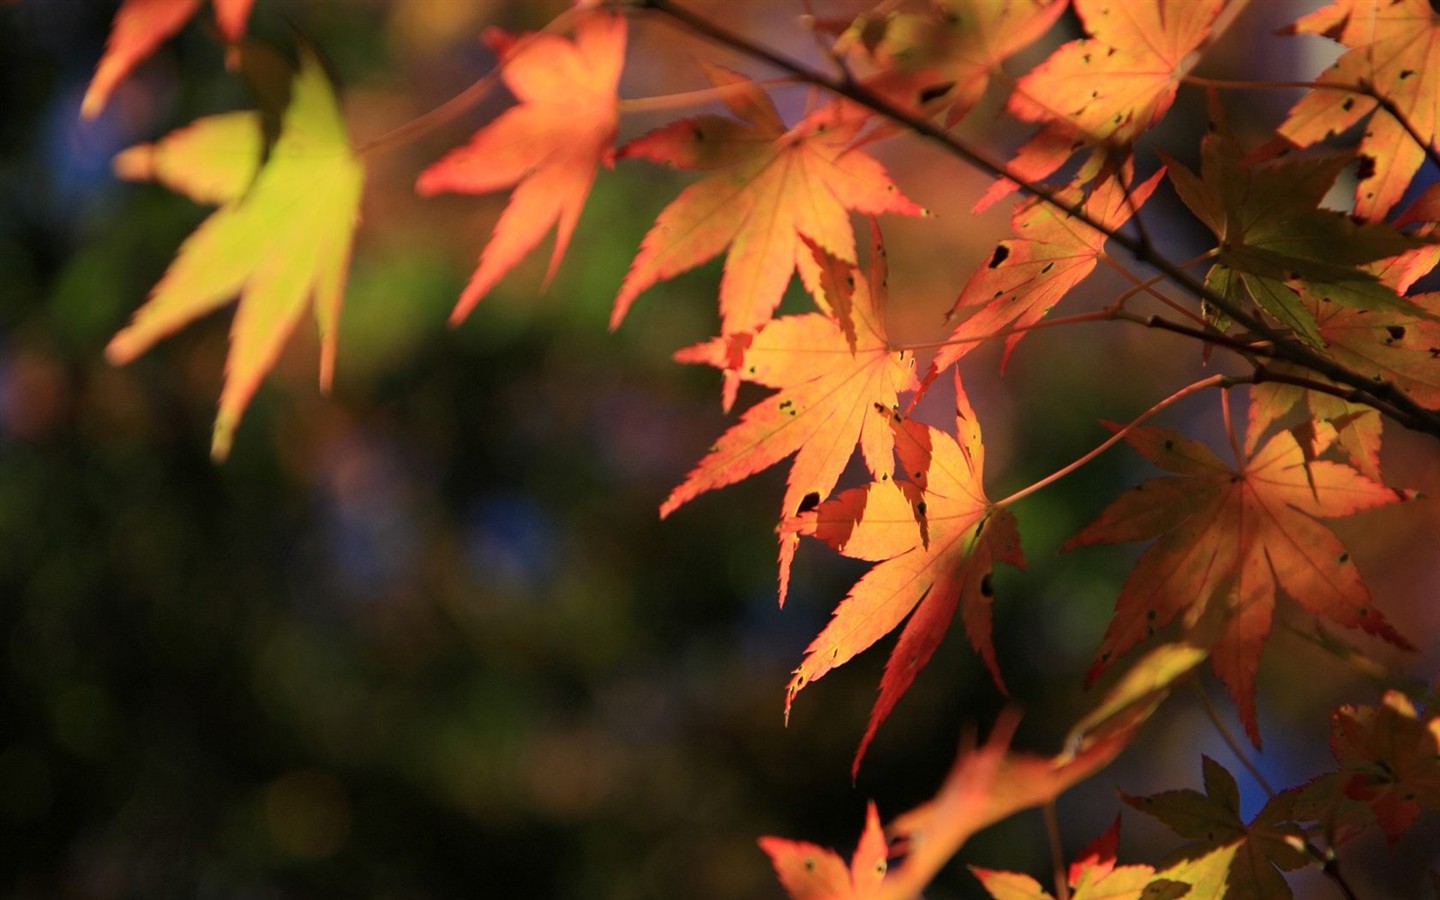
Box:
82;0;1440;897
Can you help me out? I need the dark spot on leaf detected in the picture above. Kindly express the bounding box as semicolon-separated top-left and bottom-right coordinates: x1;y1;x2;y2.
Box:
804;858;817;872
1040;261;1054;274
916;501;928;516
913;471;922;479
1339;552;1351;564
919;82;954;105
989;244;1010;268
1163;439;1175;450
1387;325;1406;342
1342;97;1354;111
980;573;993;597
1356;155;1377;181
1147;609;1157;621
1400;69;1415;79
798;492;821;514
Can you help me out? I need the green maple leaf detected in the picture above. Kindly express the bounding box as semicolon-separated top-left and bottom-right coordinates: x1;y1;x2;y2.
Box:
1160;131;1430;346
1125;757;1311;900
107;47;365;458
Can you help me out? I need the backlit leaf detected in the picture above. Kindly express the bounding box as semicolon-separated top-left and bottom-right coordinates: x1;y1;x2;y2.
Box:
1278;0;1440;220
613;66;924;337
417;12;625;322
106;48;364;459
1064;414;1415;744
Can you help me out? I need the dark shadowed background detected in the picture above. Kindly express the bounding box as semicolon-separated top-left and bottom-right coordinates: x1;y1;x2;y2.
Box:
2;1;1437;898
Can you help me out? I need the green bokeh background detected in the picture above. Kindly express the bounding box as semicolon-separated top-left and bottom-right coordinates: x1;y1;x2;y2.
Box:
2;2;1437;898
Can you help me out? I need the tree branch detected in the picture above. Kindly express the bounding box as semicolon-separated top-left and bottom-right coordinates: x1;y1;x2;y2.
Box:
633;0;1440;440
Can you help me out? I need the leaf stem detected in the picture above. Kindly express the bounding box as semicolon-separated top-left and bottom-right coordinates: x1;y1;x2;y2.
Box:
1220;386;1243;466
1043;800;1071;900
995;374;1231;508
617;77;799;113
356;7;582;155
1190;676;1275;797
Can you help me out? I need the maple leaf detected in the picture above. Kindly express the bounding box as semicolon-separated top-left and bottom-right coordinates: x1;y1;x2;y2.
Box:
1125;757;1312;900
971;818;1166;900
785;374;1023;771
1299;690;1440;843
929;167;1163;384
106;48;365;459
1064;414;1415;744
1277;0;1440;220
416;12;625;323
836;0;1066;125
1162;131;1431;347
82;0;253;120
758;801;888;900
612;65;924;338
979;0;1222;209
665;224;919;605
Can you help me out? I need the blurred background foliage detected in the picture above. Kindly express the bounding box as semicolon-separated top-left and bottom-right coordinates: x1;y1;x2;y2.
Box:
1;1;1437;898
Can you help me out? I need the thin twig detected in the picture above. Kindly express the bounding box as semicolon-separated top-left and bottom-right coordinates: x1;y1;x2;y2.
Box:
996;374;1232;508
1190;677;1275;797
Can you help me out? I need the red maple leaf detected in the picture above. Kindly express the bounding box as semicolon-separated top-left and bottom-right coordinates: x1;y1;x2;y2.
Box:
665;223;919;605
612;66;924;337
1064;413;1415;743
416;12;625;322
82;0;252;120
1328;691;1440;842
980;0;1222;210
785;374;1024;772
1278;0;1440;220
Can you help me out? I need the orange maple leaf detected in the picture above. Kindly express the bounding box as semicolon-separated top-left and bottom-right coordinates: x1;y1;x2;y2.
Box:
979;0;1221;210
82;0;252;120
758;801;888;900
416;12;625;323
107;48;364;458
929;167;1163;384
612;66;924;337
786;374;1024;772
666;224;918;605
1064;413;1415;744
1278;0;1440;220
